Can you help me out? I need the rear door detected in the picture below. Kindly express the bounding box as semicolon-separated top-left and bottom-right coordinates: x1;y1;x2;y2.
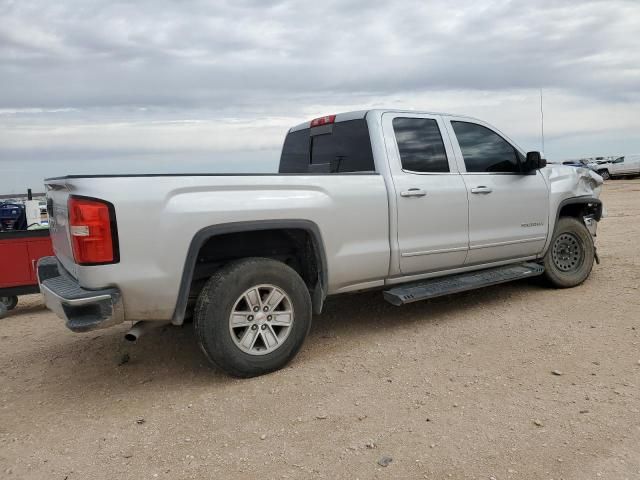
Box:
382;112;469;275
444;117;549;265
613;155;640;175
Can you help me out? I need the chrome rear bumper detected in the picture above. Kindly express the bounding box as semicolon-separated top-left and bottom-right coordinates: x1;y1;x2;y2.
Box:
37;256;124;332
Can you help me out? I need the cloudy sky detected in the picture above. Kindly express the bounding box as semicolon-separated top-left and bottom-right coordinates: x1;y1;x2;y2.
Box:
1;0;639;193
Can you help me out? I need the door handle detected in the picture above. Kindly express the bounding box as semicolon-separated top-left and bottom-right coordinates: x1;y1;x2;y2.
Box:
400;188;427;197
470;186;493;194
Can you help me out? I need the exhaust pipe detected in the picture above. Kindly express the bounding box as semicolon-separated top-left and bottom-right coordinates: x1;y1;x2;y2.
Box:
124;321;170;342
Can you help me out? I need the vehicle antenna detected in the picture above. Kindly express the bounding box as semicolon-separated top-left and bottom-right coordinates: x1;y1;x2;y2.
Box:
540;89;545;154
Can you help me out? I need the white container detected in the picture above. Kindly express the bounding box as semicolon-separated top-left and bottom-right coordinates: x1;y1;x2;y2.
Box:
24;200;41;227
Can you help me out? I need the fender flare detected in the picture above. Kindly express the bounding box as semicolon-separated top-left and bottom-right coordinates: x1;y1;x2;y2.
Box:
543;196;602;255
556;196;603;222
171;219;328;324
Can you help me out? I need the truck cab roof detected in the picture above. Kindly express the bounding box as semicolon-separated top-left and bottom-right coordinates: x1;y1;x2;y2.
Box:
289;109;480;133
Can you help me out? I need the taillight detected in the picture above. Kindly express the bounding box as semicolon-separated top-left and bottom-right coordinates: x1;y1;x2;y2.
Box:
310;114;336;128
67;196;118;265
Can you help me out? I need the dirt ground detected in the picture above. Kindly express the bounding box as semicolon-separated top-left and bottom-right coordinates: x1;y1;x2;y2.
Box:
1;180;639;480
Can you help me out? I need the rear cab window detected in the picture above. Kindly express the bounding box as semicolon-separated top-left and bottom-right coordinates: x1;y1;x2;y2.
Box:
279;119;375;174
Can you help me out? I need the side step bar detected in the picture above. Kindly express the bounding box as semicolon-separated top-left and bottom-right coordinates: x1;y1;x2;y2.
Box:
383;262;544;306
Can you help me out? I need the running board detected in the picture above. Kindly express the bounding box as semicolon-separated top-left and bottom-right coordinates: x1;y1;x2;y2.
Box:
383;262;544;306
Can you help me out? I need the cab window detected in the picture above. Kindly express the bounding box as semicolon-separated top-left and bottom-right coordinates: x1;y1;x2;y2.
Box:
392;117;449;173
451;121;521;173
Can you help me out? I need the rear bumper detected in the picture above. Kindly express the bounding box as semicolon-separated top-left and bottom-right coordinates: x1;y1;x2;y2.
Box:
37;256;124;332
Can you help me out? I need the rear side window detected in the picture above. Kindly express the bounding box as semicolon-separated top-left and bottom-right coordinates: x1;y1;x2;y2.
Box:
451;121;521;173
393;118;449;173
279;129;310;173
279;119;375;173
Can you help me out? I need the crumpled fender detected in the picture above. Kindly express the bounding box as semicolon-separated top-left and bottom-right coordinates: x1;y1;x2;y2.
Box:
540;164;603;254
544;164;603;200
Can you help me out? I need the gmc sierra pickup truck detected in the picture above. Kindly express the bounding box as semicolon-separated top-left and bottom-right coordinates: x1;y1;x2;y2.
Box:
38;109;604;377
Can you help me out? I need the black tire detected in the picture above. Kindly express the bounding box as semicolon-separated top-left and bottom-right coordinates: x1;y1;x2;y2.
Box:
598;169;610;180
194;258;312;377
1;296;18;311
0;302;6;320
542;217;595;288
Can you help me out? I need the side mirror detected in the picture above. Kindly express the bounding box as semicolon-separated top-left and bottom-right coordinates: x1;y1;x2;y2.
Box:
525;151;546;172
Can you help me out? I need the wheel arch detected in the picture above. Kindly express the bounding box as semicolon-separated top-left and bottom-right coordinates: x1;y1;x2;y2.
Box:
172;220;328;325
557;196;603;222
542;196;602;256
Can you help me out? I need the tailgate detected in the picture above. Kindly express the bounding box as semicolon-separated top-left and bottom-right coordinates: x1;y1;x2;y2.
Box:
45;180;77;278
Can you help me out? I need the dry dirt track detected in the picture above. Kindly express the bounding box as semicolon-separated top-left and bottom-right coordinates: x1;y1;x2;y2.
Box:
1;180;640;480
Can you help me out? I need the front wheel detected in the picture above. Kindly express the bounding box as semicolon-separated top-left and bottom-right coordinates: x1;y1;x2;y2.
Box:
598;169;610;180
542;217;595;288
194;258;312;377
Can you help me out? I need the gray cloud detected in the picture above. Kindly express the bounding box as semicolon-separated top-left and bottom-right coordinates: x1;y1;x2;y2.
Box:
1;0;639;193
3;0;639;107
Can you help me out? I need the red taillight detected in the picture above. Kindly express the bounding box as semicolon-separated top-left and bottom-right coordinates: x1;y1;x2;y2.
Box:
310;114;336;128
67;197;118;265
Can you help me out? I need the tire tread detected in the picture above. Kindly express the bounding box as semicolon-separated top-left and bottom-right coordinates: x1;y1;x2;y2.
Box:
543;217;595;288
194;258;311;377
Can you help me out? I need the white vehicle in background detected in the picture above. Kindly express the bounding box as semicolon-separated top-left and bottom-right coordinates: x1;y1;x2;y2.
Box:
561;159;597;171
595;155;640;180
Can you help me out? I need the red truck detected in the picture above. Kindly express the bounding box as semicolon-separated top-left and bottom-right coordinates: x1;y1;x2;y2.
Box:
0;229;53;317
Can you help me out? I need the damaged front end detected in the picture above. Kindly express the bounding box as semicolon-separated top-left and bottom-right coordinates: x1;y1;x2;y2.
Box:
545;164;605;263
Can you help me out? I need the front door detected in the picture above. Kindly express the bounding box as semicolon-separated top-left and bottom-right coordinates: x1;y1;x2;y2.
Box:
382;113;469;275
444;118;549;265
609;157;625;175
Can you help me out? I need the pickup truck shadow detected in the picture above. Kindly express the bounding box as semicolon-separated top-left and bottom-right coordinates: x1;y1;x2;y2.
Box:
30;279;544;402
315;278;546;332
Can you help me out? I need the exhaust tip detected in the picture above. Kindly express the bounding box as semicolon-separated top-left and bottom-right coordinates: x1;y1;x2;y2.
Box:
124;320;170;343
124;333;138;342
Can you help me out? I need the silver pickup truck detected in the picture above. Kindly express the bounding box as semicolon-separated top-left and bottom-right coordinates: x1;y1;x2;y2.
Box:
38;109;604;377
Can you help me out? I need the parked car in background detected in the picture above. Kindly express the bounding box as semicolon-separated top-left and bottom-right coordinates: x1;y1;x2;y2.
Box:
38;109;604;377
594;155;640;180
562;160;597;171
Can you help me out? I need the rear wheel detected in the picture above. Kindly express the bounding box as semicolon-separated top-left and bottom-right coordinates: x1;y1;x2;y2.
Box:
0;302;6;319
542;217;594;288
0;296;18;311
598;169;610;180
194;258;312;377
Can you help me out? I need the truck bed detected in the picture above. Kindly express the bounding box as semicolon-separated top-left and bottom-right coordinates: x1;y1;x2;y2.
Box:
45;173;391;321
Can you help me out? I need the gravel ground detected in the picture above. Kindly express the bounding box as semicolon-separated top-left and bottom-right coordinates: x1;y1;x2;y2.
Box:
1;179;639;480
